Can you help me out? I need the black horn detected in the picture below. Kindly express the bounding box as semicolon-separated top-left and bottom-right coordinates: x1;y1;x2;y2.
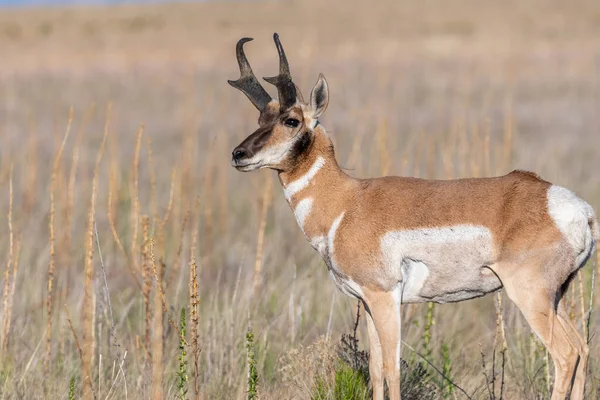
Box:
263;33;297;109
228;38;273;111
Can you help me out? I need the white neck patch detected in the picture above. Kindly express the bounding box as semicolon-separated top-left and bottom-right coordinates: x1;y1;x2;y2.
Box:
284;156;326;201
327;212;345;258
293;197;313;233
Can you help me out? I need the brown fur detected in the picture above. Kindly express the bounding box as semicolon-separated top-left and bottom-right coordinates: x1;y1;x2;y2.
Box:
281;130;563;291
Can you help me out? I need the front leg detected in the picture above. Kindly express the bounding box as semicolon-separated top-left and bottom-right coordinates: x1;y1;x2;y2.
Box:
365;305;383;400
363;287;402;400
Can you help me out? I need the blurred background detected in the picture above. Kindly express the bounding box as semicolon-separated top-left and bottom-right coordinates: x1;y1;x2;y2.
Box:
1;0;599;398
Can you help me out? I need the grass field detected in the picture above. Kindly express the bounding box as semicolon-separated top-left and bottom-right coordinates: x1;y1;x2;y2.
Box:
1;0;600;398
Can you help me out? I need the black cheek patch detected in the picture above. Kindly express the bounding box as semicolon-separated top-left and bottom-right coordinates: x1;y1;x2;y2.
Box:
289;131;313;161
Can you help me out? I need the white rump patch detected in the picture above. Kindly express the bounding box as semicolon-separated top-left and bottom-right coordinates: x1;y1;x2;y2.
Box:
547;185;595;264
284;156;325;201
293;198;313;233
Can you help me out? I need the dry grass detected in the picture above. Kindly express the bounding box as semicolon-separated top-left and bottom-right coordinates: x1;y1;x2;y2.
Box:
0;0;599;398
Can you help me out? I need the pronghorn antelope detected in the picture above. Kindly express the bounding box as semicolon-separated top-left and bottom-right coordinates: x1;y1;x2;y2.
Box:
228;33;598;400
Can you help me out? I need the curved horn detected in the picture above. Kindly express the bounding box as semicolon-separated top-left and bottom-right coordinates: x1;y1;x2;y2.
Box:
263;33;297;109
228;38;273;111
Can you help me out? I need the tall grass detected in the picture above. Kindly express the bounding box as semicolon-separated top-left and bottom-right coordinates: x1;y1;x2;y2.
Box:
0;2;599;398
0;89;598;399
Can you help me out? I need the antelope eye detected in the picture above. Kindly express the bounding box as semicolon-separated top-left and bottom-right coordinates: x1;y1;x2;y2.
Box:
284;118;300;128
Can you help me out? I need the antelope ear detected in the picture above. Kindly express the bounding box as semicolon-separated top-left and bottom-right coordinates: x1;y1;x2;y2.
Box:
295;84;305;104
308;74;329;119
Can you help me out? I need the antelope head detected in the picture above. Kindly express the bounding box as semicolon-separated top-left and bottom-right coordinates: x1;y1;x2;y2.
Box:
229;33;329;172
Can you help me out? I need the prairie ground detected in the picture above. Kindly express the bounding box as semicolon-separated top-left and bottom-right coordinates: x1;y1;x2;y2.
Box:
0;0;599;398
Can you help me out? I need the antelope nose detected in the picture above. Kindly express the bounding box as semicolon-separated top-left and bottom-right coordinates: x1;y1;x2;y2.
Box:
232;147;248;162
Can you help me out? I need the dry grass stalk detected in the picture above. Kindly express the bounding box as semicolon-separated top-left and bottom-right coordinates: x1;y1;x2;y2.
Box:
82;122;108;400
492;291;508;397
150;238;164;400
64;132;80;284
64;105;95;283
94;198;120;367
278;336;336;398
91;282;97;396
496;292;508;351
46;107;73;380
577;271;586;338
167;207;189;292
155;168;177;264
65;303;96;399
107;170;142;290
587;261;596;344
146;137;159;228
190;262;199;400
59;286;67;372
152;169;172;269
252;175;273;298
149;238;183;338
3;238;20;356
1;164;14;358
107;171;125;258
131;125;144;278
158;168;176;236
141;215;152;359
203;166;214;263
134;334;152;371
190;196;201;400
569;282;577;321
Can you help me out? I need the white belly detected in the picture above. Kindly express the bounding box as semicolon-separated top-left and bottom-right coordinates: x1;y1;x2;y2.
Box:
381;225;502;303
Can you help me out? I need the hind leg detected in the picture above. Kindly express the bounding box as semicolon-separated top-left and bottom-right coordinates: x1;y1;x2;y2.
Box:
556;291;589;400
494;265;580;400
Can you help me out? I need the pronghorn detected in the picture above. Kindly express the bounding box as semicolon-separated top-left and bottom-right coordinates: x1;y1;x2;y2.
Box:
228;33;598;400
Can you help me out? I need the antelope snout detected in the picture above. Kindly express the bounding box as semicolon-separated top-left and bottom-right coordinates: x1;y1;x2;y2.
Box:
232;147;248;162
231;146;257;170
